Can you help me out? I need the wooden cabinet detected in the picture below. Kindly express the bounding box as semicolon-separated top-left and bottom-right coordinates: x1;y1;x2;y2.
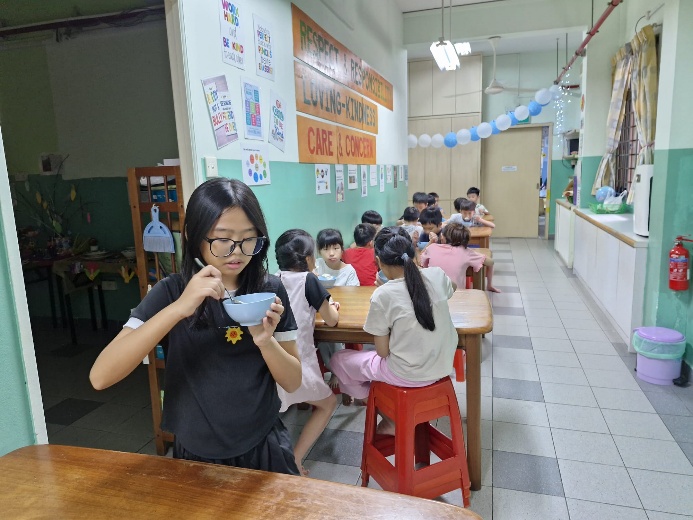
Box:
554;201;575;268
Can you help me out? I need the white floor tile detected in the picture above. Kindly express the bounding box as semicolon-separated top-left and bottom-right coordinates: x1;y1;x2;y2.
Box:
613;436;693;475
524;307;560;318
583;368;641;390
525;316;564;328
557;309;594;320
551;428;624;466
571;340;619;356
560;318;604;330
493;360;539;381
492;293;524;308
537;365;589;386
303;460;362;485
592;388;656;413
492;322;530;337
546;403;610;433
493;315;529;327
628;468;693;516
529;326;569;340
493;488;569;520
534;350;581;368
566;499;648;520
541;382;598;407
601;409;675;440
492;398;549;427
493;347;535;365
523;300;557;310
493;421;556;457
577;353;631;372
645;511;693;520
554;301;590;311
531;338;575;353
522;292;553;301
559;459;642;508
567;328;610;342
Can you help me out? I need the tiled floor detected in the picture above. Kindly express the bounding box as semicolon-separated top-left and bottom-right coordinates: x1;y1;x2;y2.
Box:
37;238;693;519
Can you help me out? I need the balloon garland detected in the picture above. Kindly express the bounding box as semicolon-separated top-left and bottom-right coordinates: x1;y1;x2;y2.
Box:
407;85;559;149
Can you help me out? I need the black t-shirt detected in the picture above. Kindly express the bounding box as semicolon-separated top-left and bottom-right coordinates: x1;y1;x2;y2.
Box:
304;272;331;311
419;229;442;243
130;273;297;459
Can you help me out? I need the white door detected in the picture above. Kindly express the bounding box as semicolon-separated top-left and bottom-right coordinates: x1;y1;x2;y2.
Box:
481;126;543;237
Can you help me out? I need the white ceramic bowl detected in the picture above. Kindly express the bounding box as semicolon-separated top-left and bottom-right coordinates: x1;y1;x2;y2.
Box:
222;292;276;326
318;274;336;288
121;248;136;260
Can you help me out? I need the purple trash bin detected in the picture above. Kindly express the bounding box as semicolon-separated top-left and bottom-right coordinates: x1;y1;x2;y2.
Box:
632;327;686;386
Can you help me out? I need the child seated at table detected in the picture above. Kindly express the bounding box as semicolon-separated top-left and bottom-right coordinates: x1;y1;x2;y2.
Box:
428;192;446;219
399;207;424;241
349;211;383;248
467;187;490;217
330;227;458;428
421;222;500;293
343;224;378;286
275;229;340;476
314;228;360;392
416;207;444;249
448;198;494;229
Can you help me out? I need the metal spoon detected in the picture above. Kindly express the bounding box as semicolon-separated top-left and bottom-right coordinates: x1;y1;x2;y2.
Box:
194;258;246;304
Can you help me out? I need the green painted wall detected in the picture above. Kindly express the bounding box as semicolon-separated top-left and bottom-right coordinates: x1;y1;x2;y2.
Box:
0;131;37;456
548;159;574;235
577;156;601;209
643;148;693;367
216;160;408;273
0;45;59;174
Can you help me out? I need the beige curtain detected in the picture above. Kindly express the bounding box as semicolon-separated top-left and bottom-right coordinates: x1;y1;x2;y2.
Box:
592;47;632;194
627;25;659;203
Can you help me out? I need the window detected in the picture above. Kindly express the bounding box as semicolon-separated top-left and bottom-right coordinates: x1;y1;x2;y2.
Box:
614;88;640;194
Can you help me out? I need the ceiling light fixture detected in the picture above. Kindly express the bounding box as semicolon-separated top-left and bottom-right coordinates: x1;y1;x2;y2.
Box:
454;42;471;56
430;0;459;71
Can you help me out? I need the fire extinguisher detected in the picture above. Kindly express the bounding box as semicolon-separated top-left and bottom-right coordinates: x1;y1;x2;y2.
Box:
669;236;693;291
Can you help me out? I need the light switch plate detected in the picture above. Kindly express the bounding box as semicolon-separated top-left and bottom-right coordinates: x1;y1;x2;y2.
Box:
205;156;219;177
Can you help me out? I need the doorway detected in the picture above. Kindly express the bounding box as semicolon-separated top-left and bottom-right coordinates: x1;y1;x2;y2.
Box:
481;124;550;238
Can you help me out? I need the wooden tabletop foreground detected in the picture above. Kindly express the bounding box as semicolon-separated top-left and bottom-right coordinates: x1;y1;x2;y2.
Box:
0;445;481;519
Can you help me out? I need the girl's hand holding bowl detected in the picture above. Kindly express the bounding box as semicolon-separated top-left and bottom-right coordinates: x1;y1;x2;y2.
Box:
247;297;284;349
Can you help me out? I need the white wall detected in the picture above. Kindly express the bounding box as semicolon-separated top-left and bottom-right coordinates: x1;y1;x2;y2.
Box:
178;0;408;178
46;22;179;179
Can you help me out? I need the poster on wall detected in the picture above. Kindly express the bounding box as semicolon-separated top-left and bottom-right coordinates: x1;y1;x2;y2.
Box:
369;165;377;186
219;0;246;70
335;165;345;202
202;75;239;149
394;170;398;188
269;90;286;151
347;165;358;189
315;164;331;194
241;78;263;140
361;168;368;197
386;165;393;183
404;165;409;187
241;143;271;185
253;15;274;80
398;165;404;182
379;167;385;192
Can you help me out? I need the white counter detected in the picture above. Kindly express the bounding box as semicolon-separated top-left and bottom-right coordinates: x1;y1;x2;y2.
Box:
572;208;648;344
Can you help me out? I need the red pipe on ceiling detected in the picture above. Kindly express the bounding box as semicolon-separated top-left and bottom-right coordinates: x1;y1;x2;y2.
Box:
555;0;623;84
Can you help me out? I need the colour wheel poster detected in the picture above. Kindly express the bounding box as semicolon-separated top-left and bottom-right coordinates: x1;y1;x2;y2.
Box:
241;143;271;185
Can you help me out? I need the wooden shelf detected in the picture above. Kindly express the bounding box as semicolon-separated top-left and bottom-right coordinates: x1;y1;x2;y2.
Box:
127;166;185;456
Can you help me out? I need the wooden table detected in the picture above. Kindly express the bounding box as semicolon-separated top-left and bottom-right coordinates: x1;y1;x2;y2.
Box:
22;258;61;328
467;248;491;291
0;445;481;519
315;287;493;491
468;226;492;249
482;214;494;222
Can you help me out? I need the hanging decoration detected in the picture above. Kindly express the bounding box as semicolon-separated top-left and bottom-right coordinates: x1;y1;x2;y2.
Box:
431;133;444;148
444;132;457;148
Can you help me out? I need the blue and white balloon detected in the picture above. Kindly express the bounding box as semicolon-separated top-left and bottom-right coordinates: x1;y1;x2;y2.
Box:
514;105;530;121
407;134;418;148
491;121;500;134
431;133;444;148
535;88;552;106
528;100;542;116
549;84;562;100
456;128;471;145
470;127;480;141
509;112;519;126
444;132;457;148
418;134;432;148
496;114;512;131
477;122;492;139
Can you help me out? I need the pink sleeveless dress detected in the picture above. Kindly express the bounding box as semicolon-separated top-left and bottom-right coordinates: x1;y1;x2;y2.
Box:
276;271;333;412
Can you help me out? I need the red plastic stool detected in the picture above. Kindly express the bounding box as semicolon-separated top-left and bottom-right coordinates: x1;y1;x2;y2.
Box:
453;349;466;382
465;275;474;289
361;377;471;507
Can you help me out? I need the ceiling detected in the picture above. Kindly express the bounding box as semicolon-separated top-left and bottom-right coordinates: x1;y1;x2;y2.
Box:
395;0;510;14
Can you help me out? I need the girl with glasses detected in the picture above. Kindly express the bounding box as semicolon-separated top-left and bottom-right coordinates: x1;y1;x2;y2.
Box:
90;178;302;475
274;229;340;476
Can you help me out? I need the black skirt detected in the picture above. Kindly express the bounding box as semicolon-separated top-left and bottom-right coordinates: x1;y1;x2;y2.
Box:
173;418;300;476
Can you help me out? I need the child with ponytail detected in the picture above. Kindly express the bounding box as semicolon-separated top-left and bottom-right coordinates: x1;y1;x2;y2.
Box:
330;227;458;433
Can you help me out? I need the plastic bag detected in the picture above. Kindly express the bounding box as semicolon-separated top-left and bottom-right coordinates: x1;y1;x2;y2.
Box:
603;190;627;211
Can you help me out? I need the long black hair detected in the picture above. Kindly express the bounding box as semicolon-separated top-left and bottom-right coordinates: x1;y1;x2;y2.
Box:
181;178;270;327
275;229;315;272
374;227;435;331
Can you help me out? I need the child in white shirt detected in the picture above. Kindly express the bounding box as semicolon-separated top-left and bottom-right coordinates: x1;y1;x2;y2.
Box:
467;187;489;217
330;227;458;434
399;206;424;241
